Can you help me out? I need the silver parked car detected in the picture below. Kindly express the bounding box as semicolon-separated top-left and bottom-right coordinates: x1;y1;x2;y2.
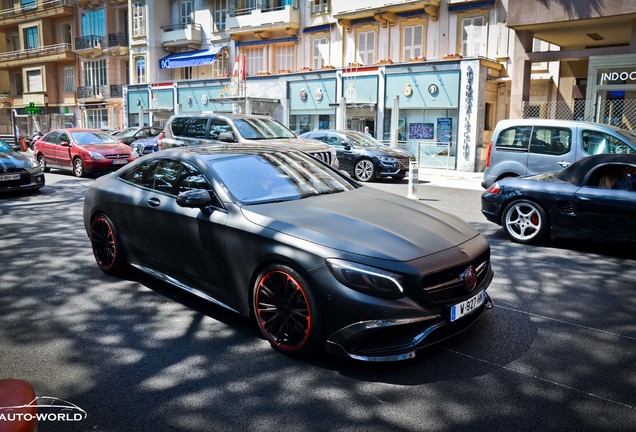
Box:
159;113;339;168
482;119;636;189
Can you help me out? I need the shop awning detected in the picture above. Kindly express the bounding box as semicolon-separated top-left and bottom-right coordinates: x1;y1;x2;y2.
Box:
303;23;333;33
159;46;226;69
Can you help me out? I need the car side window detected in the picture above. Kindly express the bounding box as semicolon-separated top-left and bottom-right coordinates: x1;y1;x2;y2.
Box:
186;118;209;139
120;160;160;189
58;133;71;145
208;119;232;140
169;117;189;137
588;164;636;190
582;130;635;155
496;126;531;151
325;134;342;146
154;160;215;197
529;127;571;155
44;131;59;144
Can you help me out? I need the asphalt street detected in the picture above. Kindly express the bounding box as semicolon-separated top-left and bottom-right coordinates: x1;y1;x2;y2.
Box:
0;169;634;432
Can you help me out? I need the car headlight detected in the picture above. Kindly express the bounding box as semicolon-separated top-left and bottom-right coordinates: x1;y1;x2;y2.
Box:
326;258;405;299
28;158;39;169
88;151;105;160
131;148;139;158
379;156;397;163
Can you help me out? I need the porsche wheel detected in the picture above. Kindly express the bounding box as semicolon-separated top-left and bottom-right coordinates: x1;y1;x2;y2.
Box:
253;264;322;356
502;199;549;244
90;213;127;275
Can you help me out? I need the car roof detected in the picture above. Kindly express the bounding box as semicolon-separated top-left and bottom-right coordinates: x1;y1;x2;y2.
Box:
161;143;304;159
557;153;636;184
49;128;106;133
495;118;625;132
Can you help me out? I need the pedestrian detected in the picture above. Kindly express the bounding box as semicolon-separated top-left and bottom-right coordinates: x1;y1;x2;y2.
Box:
364;126;371;136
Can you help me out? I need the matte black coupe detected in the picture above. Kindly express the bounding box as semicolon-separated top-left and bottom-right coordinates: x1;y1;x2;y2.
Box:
481;153;636;244
84;145;493;361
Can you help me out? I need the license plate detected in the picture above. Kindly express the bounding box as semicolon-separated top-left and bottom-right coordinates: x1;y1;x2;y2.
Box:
0;173;20;181
450;290;485;322
112;159;128;165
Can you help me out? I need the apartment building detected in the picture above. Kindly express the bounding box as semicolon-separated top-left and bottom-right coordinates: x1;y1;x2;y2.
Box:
126;0;515;171
0;0;77;135
506;0;636;130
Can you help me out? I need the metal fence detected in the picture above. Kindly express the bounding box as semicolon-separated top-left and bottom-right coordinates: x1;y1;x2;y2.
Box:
522;98;636;130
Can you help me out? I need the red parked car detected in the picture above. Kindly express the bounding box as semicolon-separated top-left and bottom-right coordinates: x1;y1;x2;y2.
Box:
34;128;138;177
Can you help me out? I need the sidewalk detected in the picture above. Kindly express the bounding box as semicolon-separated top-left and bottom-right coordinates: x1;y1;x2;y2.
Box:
414;167;485;191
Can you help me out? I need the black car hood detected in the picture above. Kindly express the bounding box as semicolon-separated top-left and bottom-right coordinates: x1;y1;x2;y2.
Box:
241;187;479;261
0;151;31;170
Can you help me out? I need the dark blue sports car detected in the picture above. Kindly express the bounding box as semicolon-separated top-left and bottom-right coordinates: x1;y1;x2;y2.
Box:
0;140;45;193
481;153;636;244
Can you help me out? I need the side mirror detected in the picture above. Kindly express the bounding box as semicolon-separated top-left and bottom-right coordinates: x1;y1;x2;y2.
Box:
176;189;213;208
219;131;236;142
60;141;71;147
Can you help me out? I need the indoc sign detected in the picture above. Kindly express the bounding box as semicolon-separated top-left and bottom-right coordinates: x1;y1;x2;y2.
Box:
600;70;636;84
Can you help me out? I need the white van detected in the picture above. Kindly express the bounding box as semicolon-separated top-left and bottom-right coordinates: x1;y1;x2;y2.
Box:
481;119;636;188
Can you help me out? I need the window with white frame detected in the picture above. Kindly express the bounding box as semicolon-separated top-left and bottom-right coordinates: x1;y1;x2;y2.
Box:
84;59;107;95
403;24;423;60
214;0;237;32
26;69;43;92
312;36;328;70
357;30;376;65
64;67;74;93
276;44;294;72
133;2;145;37
180;1;193;26
86;109;109;129
312;0;329;14
461;15;486;57
245;47;265;76
135;56;146;83
531;38;549;71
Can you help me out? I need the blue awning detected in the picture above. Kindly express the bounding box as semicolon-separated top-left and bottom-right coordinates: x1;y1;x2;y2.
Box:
448;0;495;12
303;23;333;33
159;46;226;69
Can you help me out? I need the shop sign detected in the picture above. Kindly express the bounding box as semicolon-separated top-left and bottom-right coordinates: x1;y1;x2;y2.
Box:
600;70;636;84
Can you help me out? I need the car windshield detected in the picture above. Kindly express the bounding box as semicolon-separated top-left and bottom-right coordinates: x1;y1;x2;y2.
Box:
208;151;356;204
344;131;385;147
614;128;636;149
233;118;296;140
71;131;120;145
0;141;12;153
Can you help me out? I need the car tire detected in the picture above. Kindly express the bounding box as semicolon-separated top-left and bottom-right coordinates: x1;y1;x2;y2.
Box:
90;213;127;275
253;264;323;357
37;154;49;173
502;199;549;244
354;159;376;182
73;158;85;178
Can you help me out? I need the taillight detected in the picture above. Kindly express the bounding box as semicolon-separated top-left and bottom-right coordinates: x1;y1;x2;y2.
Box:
485;142;493;168
157;130;164;149
486;182;500;195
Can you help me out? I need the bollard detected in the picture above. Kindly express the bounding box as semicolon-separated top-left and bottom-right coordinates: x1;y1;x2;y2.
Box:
407;160;419;200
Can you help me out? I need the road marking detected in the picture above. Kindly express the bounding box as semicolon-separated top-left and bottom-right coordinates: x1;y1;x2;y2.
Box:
438;346;635;410
495;303;636;341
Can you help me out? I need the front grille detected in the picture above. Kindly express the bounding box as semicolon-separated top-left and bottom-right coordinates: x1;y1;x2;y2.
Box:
422;251;490;304
397;157;411;168
105;154;130;160
0;166;21;173
310;151;332;165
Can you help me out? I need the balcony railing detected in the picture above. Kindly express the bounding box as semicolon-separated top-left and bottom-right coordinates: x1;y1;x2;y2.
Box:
107;32;128;48
75;35;103;51
0;43;73;66
77;85;124;99
0;0;73;27
160;22;203;50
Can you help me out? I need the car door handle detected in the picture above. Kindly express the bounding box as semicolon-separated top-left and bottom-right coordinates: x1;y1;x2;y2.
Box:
558;161;571;167
147;197;161;207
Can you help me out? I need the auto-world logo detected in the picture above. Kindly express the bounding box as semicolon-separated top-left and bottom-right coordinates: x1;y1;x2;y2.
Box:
0;396;87;424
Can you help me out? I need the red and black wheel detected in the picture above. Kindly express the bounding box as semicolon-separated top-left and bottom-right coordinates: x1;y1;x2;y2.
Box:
90;213;126;275
253;264;322;356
